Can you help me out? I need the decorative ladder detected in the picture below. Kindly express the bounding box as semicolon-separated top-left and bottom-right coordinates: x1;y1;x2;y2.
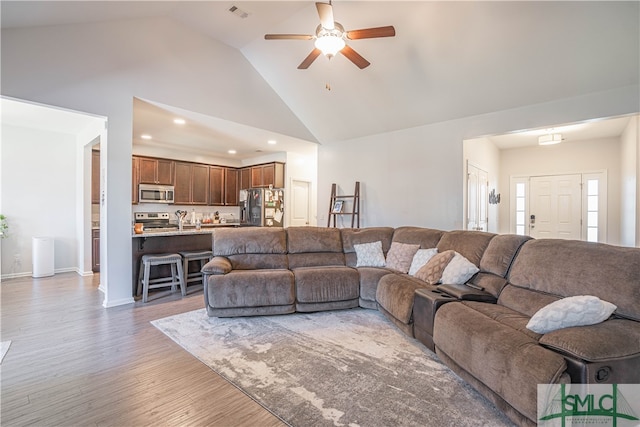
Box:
327;182;360;228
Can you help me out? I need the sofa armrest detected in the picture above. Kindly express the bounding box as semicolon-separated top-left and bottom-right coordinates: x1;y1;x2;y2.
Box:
437;283;497;303
201;256;232;275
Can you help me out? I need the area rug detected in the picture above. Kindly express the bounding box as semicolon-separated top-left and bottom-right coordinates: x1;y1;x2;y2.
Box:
1;340;12;364
152;308;514;427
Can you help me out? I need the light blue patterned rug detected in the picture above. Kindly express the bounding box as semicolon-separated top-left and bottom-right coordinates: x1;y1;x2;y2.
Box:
152;308;514;427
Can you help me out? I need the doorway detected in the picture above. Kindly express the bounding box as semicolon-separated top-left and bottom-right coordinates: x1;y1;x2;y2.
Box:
290;179;311;226
467;162;488;232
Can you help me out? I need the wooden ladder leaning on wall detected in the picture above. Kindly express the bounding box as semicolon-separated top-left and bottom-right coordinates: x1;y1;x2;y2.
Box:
327;182;360;228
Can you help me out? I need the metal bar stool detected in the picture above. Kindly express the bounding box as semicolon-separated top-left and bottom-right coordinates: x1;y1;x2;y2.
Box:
137;253;185;303
179;250;214;293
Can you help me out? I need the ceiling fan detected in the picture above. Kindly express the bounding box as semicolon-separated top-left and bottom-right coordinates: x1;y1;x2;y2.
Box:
264;1;395;69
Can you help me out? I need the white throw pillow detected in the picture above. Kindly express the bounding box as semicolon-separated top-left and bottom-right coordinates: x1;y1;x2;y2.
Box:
408;248;438;276
354;241;386;267
526;295;617;334
440;252;479;285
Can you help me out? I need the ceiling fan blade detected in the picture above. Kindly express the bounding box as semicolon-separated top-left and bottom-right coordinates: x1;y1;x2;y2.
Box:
346;26;396;40
265;34;314;40
298;48;322;69
340;45;370;69
316;2;335;30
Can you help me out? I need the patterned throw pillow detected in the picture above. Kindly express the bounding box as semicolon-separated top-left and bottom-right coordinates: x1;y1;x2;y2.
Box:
526;295;617;334
385;242;421;273
354;241;386;267
414;250;456;285
440;252;479;285
408;248;438;276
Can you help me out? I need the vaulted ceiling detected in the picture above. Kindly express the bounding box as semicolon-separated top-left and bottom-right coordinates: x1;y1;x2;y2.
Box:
2;1;638;152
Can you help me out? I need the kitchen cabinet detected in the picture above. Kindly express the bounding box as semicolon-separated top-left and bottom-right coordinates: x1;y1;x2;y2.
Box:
92;229;100;272
240;167;251;190
174;161;209;205
132;157;139;204
251;162;285;188
209;166;225;206
92;150;100;204
138;157;174;185
225;168;239;206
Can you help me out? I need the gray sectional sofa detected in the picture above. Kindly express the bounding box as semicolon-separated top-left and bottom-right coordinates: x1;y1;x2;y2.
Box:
201;226;640;427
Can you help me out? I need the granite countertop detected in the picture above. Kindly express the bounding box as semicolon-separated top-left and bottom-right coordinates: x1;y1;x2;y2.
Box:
132;223;241;238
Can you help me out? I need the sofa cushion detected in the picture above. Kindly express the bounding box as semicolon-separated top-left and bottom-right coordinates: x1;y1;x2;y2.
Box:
441;252;479;285
201;256;232;275
212;227;287;256
385;242;420;273
526;295;617;334
288;252;345;269
358;266;394;305
436;230;495;267
227;254;289;270
342;227;395;267
508;239;640;321
287;227;343;253
354;241;386;267
376;274;434;325
415;250;455;285
479;234;532;278
434;301;567;422
498;284;560;317
391;226;444;248
408;248;438;276
293;266;360;303
207;269;295;309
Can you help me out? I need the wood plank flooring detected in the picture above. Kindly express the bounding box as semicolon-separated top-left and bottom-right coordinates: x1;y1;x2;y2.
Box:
1;273;287;427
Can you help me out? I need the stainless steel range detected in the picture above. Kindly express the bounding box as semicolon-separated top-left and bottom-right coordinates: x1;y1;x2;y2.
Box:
134;212;178;232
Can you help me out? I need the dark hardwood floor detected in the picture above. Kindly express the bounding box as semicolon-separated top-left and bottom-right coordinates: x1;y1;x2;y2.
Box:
0;273;287;427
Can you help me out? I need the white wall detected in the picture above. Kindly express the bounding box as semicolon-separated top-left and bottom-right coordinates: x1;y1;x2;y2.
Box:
499;136;621;244
1;125;78;277
286;146;319;227
620;116;639;246
463;137;501;232
318;87;638;232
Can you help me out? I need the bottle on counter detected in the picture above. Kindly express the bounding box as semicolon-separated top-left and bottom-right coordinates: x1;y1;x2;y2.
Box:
191;209;196;224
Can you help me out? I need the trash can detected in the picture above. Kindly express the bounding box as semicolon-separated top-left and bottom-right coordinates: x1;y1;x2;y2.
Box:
32;237;54;278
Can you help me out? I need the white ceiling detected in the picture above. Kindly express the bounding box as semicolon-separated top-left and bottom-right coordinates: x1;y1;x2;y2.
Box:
1;1;637;153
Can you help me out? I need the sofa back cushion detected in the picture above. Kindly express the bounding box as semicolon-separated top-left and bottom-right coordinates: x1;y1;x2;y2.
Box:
341;227;395;267
212;227;288;270
469;234;532;296
436;230;495;267
287;227;346;268
391;226;444;248
507;239;640;321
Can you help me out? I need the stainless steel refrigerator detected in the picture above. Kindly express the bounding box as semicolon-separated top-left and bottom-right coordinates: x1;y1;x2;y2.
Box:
244;188;285;227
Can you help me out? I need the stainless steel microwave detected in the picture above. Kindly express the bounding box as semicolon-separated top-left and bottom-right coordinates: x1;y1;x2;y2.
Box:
139;184;174;204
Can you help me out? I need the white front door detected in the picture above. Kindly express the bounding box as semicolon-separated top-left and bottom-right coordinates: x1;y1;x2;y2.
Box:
467;163;488;231
290;179;311;226
530;174;582;239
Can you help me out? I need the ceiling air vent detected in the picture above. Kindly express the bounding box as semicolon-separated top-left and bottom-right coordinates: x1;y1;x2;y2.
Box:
229;6;249;19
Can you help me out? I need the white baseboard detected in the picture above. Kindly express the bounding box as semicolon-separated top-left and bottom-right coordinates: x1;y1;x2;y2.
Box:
102;296;135;308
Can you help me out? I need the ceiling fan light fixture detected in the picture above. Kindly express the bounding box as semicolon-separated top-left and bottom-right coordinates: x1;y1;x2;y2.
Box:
538;133;563;145
314;33;345;57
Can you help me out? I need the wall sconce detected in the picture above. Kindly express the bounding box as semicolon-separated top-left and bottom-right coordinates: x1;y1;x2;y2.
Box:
489;189;501;205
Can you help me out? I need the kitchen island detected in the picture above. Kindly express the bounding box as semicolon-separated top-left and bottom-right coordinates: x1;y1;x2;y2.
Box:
131;224;242;298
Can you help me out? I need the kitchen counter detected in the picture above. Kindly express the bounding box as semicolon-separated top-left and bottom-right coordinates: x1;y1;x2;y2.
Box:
131;223;240;238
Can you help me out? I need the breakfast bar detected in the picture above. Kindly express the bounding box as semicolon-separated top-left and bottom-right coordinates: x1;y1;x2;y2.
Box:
131;225;240;298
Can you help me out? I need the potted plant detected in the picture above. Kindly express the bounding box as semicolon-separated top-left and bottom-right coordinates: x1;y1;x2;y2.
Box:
0;214;8;239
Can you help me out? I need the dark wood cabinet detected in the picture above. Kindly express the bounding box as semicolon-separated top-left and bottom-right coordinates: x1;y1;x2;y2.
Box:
175;161;209;205
209;166;225;206
250;162;285;188
92;229;100;272
240;167;251;190
138;157;174;185
225;168;239;206
132;157;139;204
92;150;100;204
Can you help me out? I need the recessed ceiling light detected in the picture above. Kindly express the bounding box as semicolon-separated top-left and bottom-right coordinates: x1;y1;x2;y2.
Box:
141;134;152;140
228;149;237;154
267;140;277;145
173;118;186;125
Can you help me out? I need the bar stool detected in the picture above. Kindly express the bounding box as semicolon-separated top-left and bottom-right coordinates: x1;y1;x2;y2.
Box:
137;253;185;303
179;250;214;293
